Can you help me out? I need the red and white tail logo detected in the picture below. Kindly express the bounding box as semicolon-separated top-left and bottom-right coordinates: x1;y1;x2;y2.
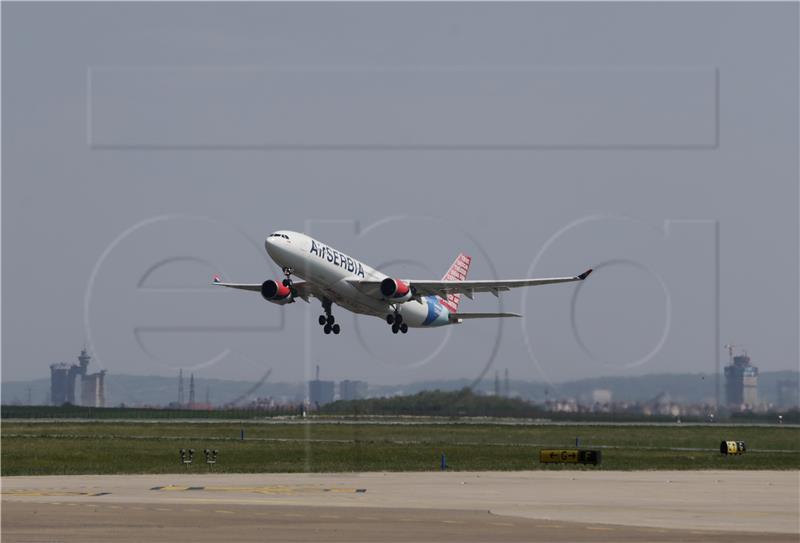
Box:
439;253;472;312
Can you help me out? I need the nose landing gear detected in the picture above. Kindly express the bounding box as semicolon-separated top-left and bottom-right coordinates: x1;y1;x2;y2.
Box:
282;268;298;298
281;267;293;286
319;299;340;335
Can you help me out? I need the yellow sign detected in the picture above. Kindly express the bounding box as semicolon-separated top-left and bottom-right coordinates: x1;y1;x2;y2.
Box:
2;490;110;497
720;441;746;455
539;449;580;463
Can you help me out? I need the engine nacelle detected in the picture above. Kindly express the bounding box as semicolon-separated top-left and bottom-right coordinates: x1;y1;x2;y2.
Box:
380;277;413;302
261;279;293;305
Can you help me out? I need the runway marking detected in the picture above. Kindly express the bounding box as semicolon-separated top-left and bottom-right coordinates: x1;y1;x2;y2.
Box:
107;505;122;509
150;485;366;495
537;524;563;529
491;522;514;527
586;526;614;531
154;508;171;512
320;514;341;519
442;520;463;524
282;513;303;517
356;516;380;520
215;510;234;514
400;518;416;522
2;489;110;497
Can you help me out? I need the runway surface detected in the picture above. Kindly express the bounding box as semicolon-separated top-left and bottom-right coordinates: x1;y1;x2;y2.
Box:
3;471;798;542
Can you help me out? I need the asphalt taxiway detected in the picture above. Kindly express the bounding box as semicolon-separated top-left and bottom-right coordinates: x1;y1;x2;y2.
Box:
3;471;798;542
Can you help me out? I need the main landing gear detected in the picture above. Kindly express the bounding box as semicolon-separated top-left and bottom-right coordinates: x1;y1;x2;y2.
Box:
319;299;340;335
386;310;408;334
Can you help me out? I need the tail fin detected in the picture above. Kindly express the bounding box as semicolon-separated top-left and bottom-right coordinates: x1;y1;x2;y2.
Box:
439;253;472;312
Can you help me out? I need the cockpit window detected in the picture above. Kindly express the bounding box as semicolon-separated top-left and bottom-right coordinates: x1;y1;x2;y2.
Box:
269;233;290;239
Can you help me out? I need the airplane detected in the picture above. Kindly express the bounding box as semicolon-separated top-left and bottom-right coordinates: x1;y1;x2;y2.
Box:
214;230;592;335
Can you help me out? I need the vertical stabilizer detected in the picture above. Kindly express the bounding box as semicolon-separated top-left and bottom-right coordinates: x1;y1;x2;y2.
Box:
439;253;472;312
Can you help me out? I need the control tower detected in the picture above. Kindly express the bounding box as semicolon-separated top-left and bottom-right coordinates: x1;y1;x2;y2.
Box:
724;346;758;409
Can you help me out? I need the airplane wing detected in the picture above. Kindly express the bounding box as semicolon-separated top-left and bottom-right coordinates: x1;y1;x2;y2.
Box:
349;269;592;300
212;280;261;292
212;276;317;302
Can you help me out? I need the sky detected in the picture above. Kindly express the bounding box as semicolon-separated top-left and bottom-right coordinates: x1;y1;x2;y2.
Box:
2;2;798;392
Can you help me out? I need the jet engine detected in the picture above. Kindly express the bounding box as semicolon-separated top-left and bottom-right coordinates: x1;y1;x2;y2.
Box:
380;277;413;302
261;279;293;304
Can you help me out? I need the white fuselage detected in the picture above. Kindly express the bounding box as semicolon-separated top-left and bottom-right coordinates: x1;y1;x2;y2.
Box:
265;231;450;328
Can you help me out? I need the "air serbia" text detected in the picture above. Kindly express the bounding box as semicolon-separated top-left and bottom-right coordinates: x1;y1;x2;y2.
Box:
310;240;365;277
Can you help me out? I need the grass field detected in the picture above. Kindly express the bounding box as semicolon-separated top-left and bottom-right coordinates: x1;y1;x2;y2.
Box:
2;420;798;475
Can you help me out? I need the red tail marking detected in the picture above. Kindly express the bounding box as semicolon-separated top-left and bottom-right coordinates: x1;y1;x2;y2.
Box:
440;253;472;313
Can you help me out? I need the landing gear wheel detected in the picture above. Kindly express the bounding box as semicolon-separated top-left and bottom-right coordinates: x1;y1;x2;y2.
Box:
282;267;294;287
320;299;338;335
386;314;395;325
395;313;403;324
400;323;408;334
391;323;399;334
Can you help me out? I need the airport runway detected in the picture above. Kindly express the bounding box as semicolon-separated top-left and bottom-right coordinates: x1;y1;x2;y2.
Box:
3;471;798;542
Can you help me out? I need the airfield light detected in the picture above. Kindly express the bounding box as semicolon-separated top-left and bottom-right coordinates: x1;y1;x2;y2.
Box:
179;448;195;466
204;448;219;468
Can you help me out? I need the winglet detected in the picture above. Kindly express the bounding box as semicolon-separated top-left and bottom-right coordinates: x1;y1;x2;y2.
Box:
213;275;221;284
577;268;593;280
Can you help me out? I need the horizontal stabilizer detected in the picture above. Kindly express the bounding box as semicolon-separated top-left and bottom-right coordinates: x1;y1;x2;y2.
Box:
449;312;522;321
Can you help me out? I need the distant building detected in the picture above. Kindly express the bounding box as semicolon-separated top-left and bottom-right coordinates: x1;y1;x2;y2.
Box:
592;389;612;404
339;380;368;401
724;353;758;408
309;365;334;407
309;380;335;406
776;379;799;408
81;371;106;407
50;349;105;407
50;363;77;405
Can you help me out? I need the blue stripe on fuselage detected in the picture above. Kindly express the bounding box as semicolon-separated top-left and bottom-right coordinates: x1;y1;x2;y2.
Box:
422;296;441;326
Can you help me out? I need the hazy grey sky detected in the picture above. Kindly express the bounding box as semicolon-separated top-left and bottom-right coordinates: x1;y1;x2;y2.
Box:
2;2;798;390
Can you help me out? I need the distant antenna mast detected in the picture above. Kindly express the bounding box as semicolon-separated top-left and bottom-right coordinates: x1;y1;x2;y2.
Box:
724;342;736;362
178;369;185;406
189;373;195;407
